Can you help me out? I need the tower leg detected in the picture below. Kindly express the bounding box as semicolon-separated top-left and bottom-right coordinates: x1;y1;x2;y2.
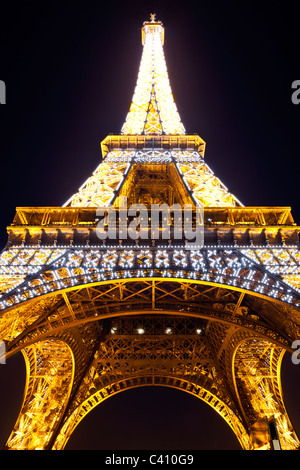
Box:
4;340;74;450
234;340;299;450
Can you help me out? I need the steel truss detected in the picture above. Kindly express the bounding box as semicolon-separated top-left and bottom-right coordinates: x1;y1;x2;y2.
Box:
1;245;300;313
1;275;300;449
1;16;300;451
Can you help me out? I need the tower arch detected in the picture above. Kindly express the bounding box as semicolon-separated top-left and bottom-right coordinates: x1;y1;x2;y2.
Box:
53;376;249;450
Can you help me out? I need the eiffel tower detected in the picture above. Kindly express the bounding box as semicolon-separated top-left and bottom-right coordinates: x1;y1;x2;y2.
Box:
1;15;300;451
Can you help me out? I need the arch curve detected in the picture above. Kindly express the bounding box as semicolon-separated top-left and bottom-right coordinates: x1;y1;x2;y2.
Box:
53;374;250;450
3;277;295;361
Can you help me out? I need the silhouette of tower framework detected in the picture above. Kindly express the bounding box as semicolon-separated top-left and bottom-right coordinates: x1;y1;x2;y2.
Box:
1;15;300;450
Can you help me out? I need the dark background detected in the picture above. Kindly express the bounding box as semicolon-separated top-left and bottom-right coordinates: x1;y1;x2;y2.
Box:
0;0;300;450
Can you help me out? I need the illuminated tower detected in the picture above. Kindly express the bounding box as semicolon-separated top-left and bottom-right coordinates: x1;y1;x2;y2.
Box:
1;15;300;450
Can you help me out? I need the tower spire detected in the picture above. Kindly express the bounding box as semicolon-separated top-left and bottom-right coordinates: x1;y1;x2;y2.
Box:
64;17;242;209
121;16;185;135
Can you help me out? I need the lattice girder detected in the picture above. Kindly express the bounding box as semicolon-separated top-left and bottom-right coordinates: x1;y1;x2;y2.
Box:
48;315;249;450
64;159;130;208
53;377;250;450
1;277;300;449
233;338;299;450
121;19;185;136
63;149;240;209
45;315;298;451
2;245;300;318
2;281;295;361
4;339;74;450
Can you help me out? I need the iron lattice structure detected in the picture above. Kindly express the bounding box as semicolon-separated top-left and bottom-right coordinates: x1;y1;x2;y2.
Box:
1;16;300;450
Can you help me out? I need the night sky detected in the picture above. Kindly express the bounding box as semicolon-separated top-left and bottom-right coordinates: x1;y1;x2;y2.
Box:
0;0;300;451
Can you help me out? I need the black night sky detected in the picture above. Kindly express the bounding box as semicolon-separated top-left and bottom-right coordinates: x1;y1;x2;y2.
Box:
0;0;300;452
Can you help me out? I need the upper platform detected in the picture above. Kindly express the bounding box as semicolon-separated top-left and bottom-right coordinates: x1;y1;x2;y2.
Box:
101;134;206;159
